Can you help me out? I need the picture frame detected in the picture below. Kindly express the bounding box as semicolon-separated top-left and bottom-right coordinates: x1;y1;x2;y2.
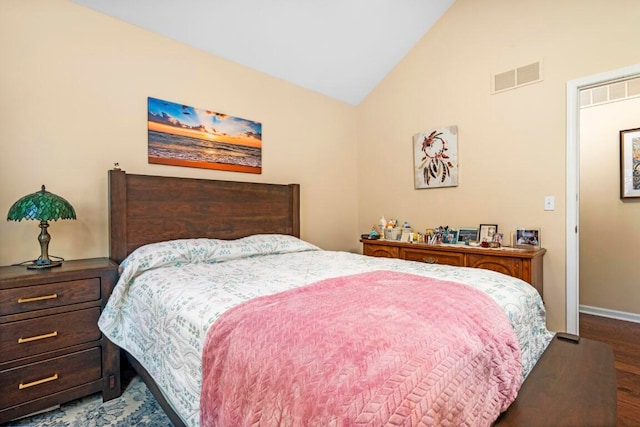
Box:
515;228;541;248
442;229;459;245
478;224;498;243
413;125;459;189
401;229;414;242
619;127;640;199
147;97;262;174
457;227;479;244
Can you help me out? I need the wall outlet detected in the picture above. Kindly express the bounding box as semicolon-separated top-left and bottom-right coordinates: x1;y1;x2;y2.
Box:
544;196;555;211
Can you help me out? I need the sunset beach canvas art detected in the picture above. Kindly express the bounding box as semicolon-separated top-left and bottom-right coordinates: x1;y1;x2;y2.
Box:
148;97;262;173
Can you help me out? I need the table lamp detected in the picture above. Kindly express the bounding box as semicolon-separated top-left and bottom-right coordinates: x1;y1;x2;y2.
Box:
7;185;77;269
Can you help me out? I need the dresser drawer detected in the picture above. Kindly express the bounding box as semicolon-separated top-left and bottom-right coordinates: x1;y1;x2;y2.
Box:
362;240;546;298
363;244;400;258
401;248;464;266
0;347;101;407
0;278;101;316
466;254;523;278
0;308;101;363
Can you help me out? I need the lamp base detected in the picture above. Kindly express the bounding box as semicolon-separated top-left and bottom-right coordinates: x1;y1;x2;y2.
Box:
24;220;64;269
26;260;63;270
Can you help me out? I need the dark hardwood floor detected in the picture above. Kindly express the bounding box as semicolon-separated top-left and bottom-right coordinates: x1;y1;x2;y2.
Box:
579;313;640;426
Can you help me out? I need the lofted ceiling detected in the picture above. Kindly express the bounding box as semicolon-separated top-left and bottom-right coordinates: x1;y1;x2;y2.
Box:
71;0;455;105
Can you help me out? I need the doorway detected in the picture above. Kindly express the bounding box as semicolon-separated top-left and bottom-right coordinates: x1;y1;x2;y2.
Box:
566;64;640;334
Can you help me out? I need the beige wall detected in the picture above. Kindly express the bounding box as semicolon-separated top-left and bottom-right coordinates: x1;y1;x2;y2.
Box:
357;0;640;330
580;96;640;314
0;0;359;265
3;0;640;332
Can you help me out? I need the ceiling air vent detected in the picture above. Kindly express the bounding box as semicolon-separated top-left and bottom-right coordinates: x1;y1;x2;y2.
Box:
491;60;543;94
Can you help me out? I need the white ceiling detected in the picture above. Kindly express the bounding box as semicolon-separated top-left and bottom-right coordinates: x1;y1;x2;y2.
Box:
72;0;455;105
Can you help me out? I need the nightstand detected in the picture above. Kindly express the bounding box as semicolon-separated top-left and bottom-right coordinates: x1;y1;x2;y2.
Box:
0;258;121;423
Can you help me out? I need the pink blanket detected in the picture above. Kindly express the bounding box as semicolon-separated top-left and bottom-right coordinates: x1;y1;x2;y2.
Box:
200;271;522;426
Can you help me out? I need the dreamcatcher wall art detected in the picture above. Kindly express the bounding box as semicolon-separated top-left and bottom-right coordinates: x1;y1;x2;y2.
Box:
413;125;458;189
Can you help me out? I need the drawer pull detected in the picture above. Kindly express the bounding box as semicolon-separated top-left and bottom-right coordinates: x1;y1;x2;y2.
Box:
18;293;58;303
422;257;438;264
19;373;59;390
18;331;58;344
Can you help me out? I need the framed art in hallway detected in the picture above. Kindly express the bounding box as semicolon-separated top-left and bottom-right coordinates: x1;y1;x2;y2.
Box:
619;127;640;199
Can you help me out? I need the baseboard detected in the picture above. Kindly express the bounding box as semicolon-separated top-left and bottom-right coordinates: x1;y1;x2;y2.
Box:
580;304;640;324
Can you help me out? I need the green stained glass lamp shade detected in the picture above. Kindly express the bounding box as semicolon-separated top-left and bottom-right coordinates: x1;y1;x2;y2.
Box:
7;185;76;268
7;185;76;222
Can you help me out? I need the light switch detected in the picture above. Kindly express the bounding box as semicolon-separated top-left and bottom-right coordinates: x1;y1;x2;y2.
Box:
544;196;555;211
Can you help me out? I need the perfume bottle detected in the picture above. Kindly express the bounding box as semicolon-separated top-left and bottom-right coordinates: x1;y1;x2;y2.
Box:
379;216;386;239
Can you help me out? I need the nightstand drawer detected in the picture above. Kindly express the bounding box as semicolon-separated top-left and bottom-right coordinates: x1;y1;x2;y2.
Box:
0;347;101;407
401;248;464;266
0;308;101;363
0;278;100;316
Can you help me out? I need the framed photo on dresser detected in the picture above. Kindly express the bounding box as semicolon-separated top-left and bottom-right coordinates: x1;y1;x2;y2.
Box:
478;224;498;243
442;229;459;244
515;228;541;248
457;227;479;244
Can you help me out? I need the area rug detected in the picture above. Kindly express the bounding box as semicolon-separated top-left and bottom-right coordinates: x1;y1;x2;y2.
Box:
5;376;172;427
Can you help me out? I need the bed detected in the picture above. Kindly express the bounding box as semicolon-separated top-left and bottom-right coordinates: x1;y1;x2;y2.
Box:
101;169;554;426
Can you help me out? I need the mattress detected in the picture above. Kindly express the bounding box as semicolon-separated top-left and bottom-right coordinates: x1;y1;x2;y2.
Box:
98;234;553;426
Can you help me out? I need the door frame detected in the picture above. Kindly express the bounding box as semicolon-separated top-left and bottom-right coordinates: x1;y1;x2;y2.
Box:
565;63;640;334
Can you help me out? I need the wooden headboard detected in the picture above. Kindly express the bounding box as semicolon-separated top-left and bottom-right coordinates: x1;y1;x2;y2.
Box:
108;169;300;263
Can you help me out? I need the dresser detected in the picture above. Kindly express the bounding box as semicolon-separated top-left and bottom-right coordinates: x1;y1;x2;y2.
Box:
0;258;121;423
362;239;546;298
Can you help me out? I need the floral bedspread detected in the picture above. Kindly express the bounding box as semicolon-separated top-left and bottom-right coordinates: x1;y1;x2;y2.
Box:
98;235;553;427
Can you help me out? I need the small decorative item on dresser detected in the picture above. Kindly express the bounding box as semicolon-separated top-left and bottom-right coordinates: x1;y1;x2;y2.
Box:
6;185;76;269
384;227;403;241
